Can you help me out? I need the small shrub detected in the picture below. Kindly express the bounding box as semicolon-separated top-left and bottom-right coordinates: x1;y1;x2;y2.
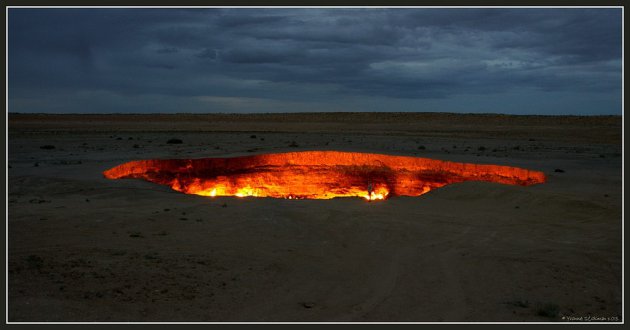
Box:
506;300;529;308
478;146;486;151
40;145;55;150
301;302;315;309
554;168;565;173
167;138;183;144
289;141;299;147
537;303;560;318
26;255;43;268
418;145;426;150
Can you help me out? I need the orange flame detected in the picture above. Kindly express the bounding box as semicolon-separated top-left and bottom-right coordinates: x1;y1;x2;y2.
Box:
103;151;546;201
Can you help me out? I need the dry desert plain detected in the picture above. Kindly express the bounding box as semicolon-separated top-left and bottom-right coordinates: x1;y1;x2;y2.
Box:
7;112;623;322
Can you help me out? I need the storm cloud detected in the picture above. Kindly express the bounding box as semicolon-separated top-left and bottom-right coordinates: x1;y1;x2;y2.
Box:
8;8;622;114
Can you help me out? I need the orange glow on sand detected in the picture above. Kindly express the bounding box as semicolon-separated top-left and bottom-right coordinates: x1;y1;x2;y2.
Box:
103;151;546;201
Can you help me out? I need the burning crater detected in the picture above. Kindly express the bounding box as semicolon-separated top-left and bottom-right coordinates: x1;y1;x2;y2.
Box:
103;151;546;201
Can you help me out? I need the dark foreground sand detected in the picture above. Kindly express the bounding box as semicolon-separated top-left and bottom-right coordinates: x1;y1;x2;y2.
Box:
7;113;622;322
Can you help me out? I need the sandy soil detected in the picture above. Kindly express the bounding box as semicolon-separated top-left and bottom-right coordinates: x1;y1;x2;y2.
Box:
7;113;622;322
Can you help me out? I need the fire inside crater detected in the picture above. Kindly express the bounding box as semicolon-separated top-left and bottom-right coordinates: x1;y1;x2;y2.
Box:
103;151;546;201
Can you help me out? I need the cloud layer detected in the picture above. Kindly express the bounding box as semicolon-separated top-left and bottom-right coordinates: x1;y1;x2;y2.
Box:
8;8;622;114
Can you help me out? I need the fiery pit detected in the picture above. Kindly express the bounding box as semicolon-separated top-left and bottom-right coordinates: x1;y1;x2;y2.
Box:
103;151;546;201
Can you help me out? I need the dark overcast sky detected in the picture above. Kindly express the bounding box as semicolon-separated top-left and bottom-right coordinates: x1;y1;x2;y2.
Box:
8;8;622;114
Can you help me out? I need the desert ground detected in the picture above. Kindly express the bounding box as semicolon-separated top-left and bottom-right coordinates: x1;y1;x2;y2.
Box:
7;113;622;322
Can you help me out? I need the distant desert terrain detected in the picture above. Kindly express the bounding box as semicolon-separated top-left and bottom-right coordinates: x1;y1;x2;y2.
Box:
7;113;622;322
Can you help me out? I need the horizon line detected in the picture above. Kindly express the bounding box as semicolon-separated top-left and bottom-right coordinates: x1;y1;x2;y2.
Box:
7;112;622;117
